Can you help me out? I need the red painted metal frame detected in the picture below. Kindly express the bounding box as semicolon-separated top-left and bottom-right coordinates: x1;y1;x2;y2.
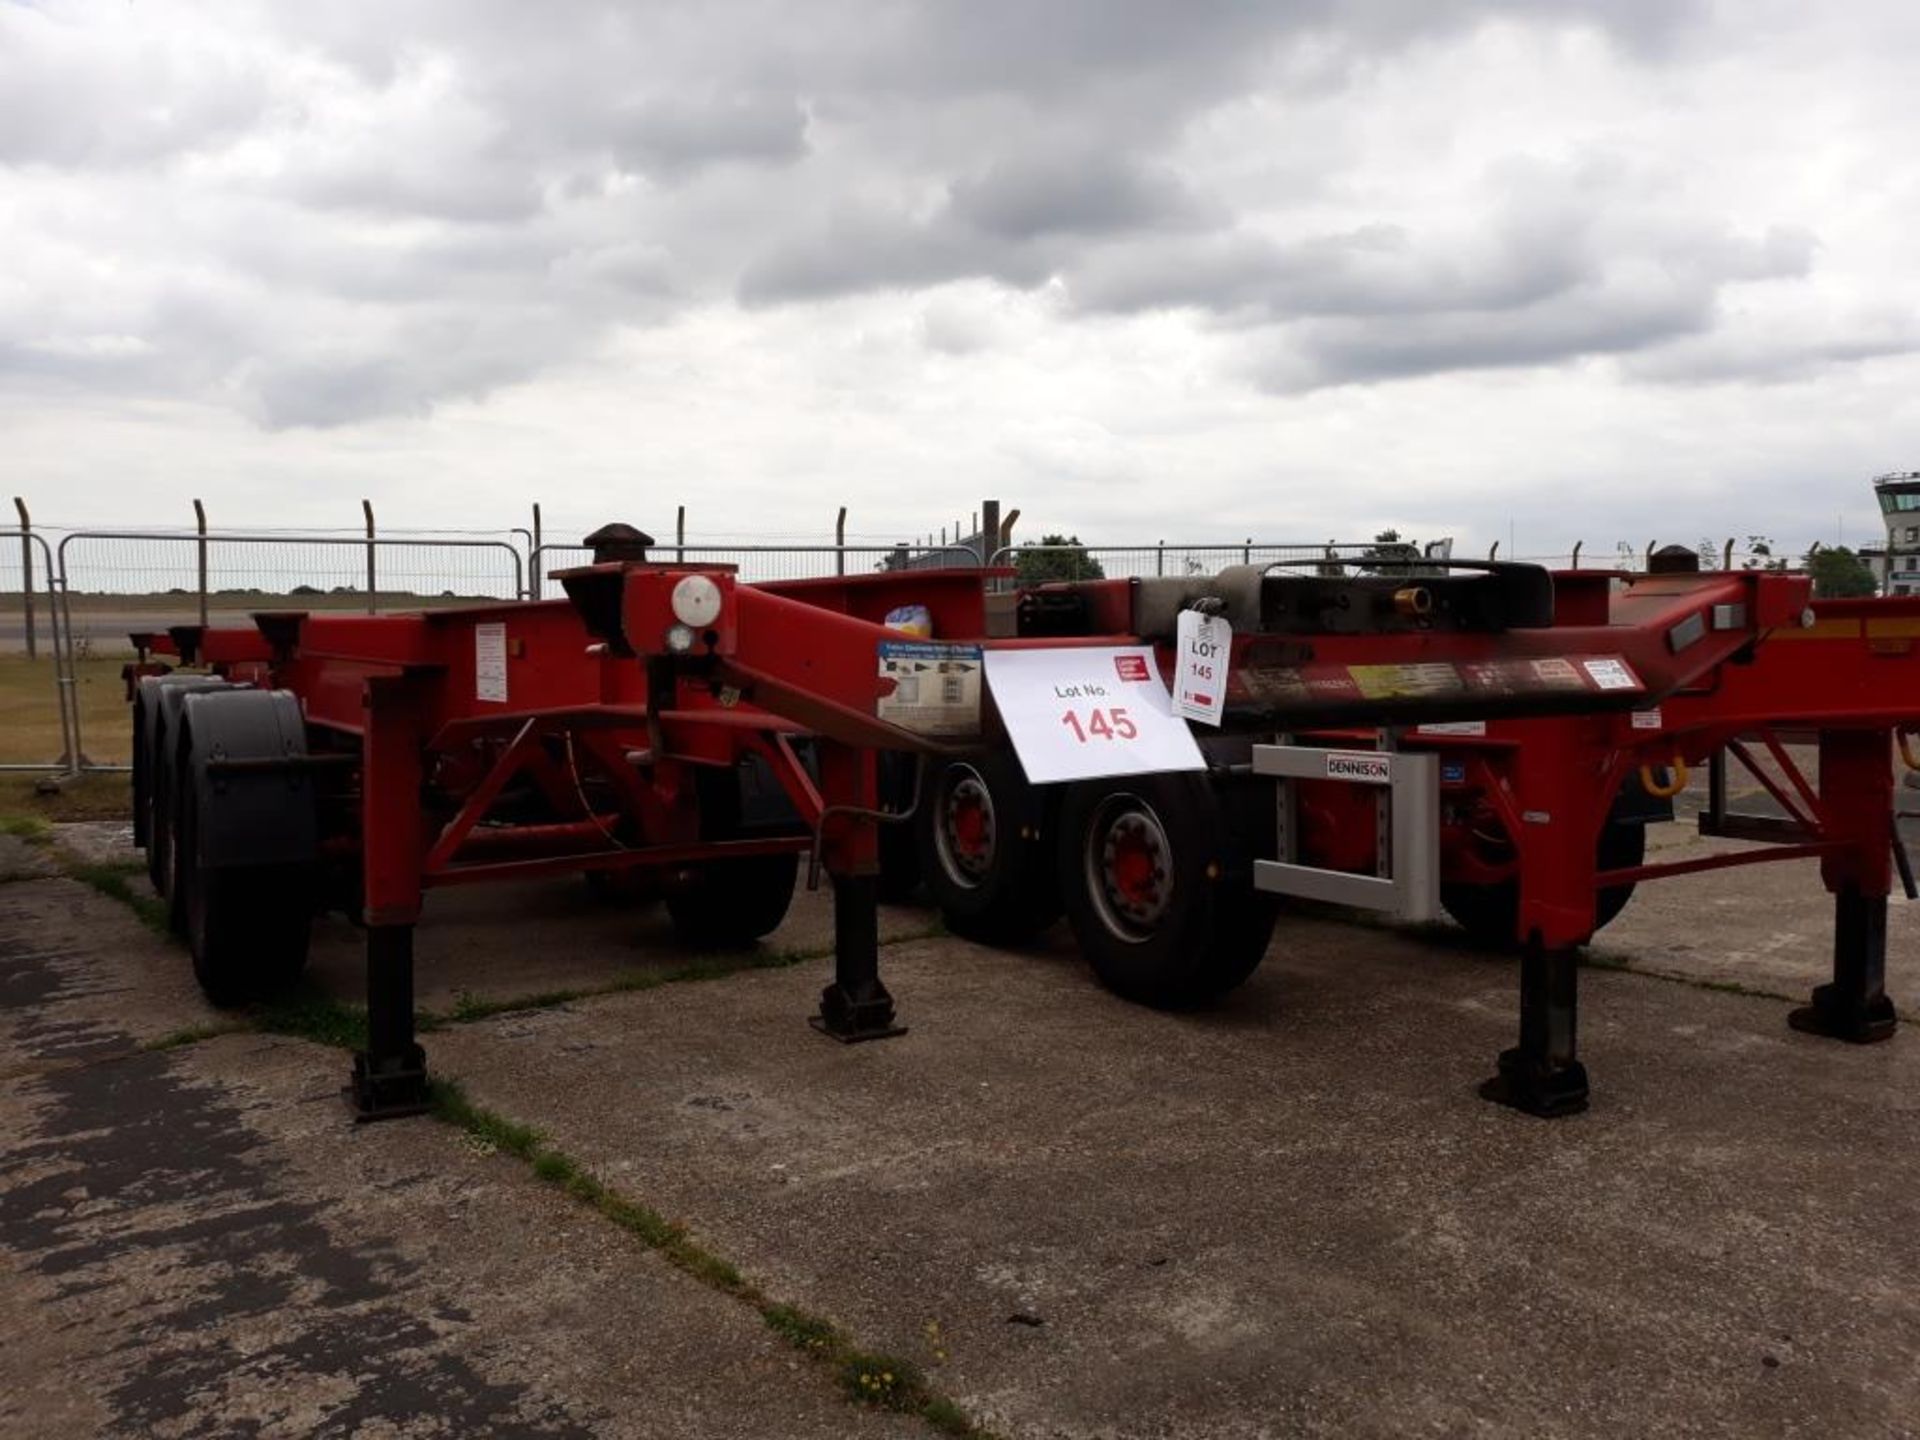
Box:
150;557;1920;961
1292;584;1920;949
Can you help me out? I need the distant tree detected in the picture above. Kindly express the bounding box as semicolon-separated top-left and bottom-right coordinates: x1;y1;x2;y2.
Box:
1359;527;1420;574
289;584;322;596
1739;536;1789;572
1014;534;1106;585
1807;545;1877;598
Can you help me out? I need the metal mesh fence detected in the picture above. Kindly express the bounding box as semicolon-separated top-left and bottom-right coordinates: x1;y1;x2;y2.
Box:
529;543;981;586
987;541;1459;588
53;533;525;657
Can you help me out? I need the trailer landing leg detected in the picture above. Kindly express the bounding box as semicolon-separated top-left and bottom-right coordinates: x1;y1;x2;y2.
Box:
347;924;431;1121
1789;888;1897;1044
1481;936;1589;1118
811;874;907;1043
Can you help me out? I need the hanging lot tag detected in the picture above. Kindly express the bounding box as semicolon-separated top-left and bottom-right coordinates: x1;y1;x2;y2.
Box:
1174;610;1231;727
983;646;1205;784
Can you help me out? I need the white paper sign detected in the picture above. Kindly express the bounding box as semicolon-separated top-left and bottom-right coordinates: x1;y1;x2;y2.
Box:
1173;611;1231;727
983;646;1205;785
475;622;508;703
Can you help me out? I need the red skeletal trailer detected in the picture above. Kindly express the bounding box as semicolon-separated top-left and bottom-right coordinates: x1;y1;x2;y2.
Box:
127;538;1920;1120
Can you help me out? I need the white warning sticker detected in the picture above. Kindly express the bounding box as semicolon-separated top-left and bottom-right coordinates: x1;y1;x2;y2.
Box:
475;622;508;703
1416;721;1487;737
1583;657;1639;691
878;641;982;738
1631;707;1663;730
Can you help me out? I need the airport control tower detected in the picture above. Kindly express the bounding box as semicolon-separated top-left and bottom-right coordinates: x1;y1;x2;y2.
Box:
1872;470;1920;595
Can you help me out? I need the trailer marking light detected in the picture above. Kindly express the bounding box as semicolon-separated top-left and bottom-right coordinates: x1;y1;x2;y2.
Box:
671;574;724;627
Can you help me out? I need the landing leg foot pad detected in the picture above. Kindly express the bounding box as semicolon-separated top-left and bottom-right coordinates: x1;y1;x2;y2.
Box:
1788;985;1897;1045
810;981;907;1044
1479;1047;1590;1118
345;1046;431;1123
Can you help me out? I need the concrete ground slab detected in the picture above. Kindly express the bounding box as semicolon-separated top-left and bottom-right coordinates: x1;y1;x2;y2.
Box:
429;910;1920;1439
301;876;939;1013
0;877;922;1439
49;817;136;866
0;832;58;882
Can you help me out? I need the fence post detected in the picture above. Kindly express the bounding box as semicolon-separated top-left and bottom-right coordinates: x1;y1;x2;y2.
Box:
531;502;544;601
1489;540;1500;560
1571;541;1583;568
1243;537;1252;565
1157;541;1165;577
363;499;377;614
979;500;1000;566
1723;537;1736;571
12;496;33;660
194;498;209;628
675;505;686;562
836;506;848;575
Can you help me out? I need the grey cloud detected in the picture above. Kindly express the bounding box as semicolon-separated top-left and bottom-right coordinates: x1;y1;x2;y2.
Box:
1256;279;1716;391
0;0;1883;432
606;94;810;175
0;10;269;168
948;153;1212;240
738;207;1050;305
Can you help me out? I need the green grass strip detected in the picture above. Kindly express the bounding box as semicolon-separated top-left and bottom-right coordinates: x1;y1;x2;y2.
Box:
430;1077;999;1437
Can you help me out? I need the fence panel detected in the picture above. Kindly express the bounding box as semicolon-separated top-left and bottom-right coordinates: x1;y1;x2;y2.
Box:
55;533;525;658
986;540;1457;589
528;543;980;585
0;528;79;772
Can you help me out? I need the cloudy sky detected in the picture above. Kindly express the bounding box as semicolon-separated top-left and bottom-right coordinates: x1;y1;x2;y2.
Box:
4;0;1917;560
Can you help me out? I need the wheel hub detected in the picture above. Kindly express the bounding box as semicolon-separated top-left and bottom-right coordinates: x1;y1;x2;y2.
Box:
1089;798;1172;939
938;769;996;886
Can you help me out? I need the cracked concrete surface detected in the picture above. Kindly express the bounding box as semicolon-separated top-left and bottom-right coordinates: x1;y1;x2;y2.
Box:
9;815;1920;1437
0;877;921;1439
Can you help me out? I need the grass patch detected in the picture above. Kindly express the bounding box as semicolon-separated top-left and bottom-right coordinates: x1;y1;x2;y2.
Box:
0;772;132;823
428;1076;997;1437
250;987;369;1051
762;1302;840;1355
142;1021;249;1051
0;813;52;843
68;861;170;935
0;655;134;769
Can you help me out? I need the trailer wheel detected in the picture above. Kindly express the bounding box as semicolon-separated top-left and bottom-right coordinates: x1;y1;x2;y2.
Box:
141;676;239;899
177;776;315;1006
1057;773;1277;1009
917;753;1060;942
1441;813;1646;949
666;852;799;947
172;691;317;1006
584;867;661;906
875;751;922;902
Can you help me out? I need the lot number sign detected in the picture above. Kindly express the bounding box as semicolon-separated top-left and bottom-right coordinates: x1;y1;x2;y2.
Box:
983;646;1205;784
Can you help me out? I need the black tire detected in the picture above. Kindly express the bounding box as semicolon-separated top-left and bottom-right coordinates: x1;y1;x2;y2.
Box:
916;752;1061;942
584;867;662;906
1057;772;1277;1009
176;759;313;1006
875;751;922;903
666;852;799;947
1441;813;1647;949
146;677;241;900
